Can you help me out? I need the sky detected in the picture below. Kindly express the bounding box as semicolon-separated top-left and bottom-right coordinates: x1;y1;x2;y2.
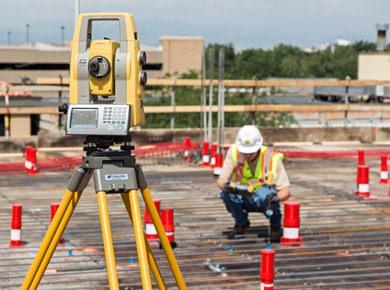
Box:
0;0;389;48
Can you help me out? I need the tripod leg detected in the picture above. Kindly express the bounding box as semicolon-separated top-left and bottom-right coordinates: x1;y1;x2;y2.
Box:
21;189;80;289
30;190;82;289
141;187;187;290
97;191;119;290
128;189;153;290
121;192;167;290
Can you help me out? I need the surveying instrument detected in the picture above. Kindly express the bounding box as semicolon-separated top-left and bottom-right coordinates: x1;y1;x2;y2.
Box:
21;13;187;290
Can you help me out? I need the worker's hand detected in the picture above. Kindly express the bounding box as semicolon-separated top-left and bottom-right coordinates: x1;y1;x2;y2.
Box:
223;182;235;194
233;184;251;196
262;192;280;218
223;183;250;196
253;185;278;207
264;192;279;208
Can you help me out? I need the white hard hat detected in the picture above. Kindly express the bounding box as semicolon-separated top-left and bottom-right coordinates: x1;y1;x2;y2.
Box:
236;125;263;154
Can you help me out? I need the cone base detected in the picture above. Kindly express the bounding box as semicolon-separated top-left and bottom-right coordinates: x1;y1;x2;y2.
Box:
380;179;389;184
355;192;379;200
145;234;159;241
355;191;370;198
281;236;302;247
364;195;378;200
260;282;274;290
213;168;222;176
10;240;23;248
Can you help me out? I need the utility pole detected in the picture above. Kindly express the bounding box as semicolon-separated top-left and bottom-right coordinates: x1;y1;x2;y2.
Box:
4;83;11;137
26;24;30;44
207;47;215;146
58;75;64;129
251;76;258;125
60;26;65;46
344;75;351;127
217;48;225;153
170;76;176;130
7;31;11;46
75;0;80;24
200;47;207;141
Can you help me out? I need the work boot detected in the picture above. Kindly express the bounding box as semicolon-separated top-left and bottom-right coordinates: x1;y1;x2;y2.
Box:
227;221;250;239
262;226;282;243
234;220;250;230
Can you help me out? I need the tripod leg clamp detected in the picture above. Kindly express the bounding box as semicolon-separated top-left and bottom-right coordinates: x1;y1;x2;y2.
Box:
93;165;139;193
67;166;92;192
134;165;148;190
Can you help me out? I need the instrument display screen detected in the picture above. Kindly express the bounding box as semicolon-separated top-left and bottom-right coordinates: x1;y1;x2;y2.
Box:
71;108;98;128
66;104;130;135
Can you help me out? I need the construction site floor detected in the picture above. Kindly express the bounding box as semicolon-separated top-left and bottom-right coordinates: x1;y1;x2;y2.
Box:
0;147;390;289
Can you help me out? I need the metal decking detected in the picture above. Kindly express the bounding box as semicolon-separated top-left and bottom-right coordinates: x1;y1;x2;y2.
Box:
0;157;389;289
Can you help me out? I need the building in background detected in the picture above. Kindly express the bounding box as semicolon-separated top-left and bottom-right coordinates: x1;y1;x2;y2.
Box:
160;36;203;76
358;53;390;80
358;24;390;100
0;36;204;84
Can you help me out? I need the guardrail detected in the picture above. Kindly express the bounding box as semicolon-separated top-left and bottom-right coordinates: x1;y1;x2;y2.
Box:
1;104;390;115
35;77;390;87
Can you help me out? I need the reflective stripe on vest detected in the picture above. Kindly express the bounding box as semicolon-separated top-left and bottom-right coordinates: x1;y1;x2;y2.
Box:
231;144;284;186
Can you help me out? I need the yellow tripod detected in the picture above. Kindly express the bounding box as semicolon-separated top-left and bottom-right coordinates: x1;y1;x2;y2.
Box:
21;140;187;290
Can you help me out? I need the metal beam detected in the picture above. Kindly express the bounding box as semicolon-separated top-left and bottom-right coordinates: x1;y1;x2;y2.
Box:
36;77;390;87
2;104;390;115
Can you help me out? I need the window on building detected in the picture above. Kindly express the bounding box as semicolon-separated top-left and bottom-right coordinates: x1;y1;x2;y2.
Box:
31;114;40;136
0;115;4;136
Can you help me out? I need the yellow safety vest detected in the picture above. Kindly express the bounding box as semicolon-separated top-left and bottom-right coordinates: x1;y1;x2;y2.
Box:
231;144;284;189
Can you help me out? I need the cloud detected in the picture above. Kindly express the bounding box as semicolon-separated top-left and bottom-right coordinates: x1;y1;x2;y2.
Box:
0;0;389;47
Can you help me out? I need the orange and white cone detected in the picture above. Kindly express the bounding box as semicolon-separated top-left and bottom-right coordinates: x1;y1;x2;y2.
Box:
183;137;192;161
210;143;218;168
202;142;210;166
260;249;275;290
24;146;32;172
357;150;365;166
144;199;161;242
50;203;65;244
379;154;388;184
24;146;39;174
10;204;23;247
356;165;370;198
213;154;223;176
160;209;177;249
281;202;302;246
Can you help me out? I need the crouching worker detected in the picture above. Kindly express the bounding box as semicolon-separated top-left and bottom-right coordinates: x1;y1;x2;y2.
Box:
217;125;290;241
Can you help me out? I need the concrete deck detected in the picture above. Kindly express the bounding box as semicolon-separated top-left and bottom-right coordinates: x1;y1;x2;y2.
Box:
0;147;389;289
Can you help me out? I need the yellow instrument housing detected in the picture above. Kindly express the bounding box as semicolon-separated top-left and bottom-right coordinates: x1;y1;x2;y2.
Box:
89;40;119;96
69;13;145;127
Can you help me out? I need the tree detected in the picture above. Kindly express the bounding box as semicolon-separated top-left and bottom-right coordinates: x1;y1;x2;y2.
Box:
143;40;379;128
